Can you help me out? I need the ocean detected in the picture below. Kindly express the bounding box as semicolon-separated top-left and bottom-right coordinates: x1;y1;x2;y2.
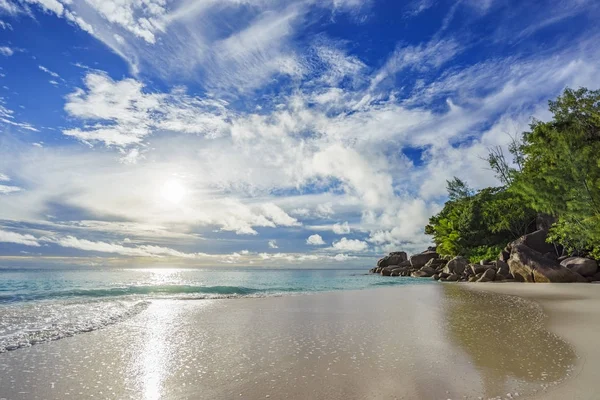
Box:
0;266;432;353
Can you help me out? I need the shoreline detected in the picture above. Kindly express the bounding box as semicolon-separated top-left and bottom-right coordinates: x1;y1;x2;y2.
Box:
2;283;596;399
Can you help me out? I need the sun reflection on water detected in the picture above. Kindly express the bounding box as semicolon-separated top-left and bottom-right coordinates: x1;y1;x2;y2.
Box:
131;301;183;400
124;268;189;286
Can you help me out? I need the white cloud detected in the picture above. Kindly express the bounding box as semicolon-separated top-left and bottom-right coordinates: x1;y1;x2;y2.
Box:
315;203;334;218
0;225;369;264
257;251;358;263
332;221;351;234
119;148;144;165
74;0;167;44
329;237;368;252
206;5;305;92
50;220;200;240
0;0;22;15
306;234;325;245
405;0;436;17
371;37;463;89
24;0;63;14
0;142;305;236
268;239;278;249
0;184;21;194
39;65;60;78
313;42;367;87
0;46;13;56
333;253;355;261
63;72;230;146
0;98;38;131
291;208;310;217
9;0;373;91
0;226;208;257
4;36;599;255
0;229;40;246
52;236;205;258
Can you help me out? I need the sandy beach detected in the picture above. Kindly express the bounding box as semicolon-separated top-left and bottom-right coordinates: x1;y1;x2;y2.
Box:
466;283;600;400
0;283;598;400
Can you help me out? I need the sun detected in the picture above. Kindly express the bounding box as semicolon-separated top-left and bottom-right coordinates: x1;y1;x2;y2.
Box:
160;180;186;204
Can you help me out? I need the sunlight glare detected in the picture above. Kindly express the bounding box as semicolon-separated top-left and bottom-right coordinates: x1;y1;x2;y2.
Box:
161;180;186;204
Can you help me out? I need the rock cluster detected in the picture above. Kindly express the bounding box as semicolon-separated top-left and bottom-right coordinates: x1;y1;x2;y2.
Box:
369;229;600;283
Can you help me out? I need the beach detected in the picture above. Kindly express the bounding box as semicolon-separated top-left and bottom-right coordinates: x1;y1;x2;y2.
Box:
0;283;598;400
466;283;600;400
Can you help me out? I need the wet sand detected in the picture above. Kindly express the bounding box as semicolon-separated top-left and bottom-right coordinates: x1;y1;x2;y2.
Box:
467;283;600;400
0;284;590;400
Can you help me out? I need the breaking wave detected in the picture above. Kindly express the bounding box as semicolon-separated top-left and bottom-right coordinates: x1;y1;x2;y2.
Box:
0;285;306;303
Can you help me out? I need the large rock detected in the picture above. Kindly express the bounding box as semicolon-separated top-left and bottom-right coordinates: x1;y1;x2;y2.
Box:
590;272;600;282
411;265;437;278
508;244;587;283
543;252;559;261
560;257;599;277
443;256;469;275
499;248;511;263
470;264;487;275
391;264;411;273
377;252;408;269
380;260;411;276
496;259;510;276
477;268;496;282
410;251;439;269
412;270;433;278
424;257;446;269
389;266;409;277
510;229;556;255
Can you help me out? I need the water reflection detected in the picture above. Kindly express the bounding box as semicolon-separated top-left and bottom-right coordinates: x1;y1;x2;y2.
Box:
441;285;577;398
129;301;184;400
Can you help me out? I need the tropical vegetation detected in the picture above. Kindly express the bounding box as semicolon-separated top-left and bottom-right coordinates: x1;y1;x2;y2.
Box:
425;87;600;261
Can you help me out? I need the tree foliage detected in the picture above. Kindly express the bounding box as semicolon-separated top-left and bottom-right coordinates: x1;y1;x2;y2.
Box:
425;185;536;261
446;177;474;201
426;87;600;261
485;134;524;186
514;87;600;258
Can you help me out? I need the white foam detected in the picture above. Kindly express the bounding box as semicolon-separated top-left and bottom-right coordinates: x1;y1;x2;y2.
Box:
0;299;150;353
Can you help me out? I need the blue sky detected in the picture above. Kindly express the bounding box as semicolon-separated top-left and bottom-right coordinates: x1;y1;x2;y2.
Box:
1;0;599;267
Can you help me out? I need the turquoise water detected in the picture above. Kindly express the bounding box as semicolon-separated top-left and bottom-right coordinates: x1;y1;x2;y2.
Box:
0;266;432;352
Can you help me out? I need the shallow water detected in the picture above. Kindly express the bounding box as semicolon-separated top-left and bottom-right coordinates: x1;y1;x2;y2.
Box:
0;285;577;400
0;266;432;352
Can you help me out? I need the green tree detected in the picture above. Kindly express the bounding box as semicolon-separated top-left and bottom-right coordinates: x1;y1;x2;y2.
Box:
446;177;474;201
485;134;524;186
514;87;600;258
425;185;536;262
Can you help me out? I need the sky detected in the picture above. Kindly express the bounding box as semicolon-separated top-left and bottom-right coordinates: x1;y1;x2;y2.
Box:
0;0;599;268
